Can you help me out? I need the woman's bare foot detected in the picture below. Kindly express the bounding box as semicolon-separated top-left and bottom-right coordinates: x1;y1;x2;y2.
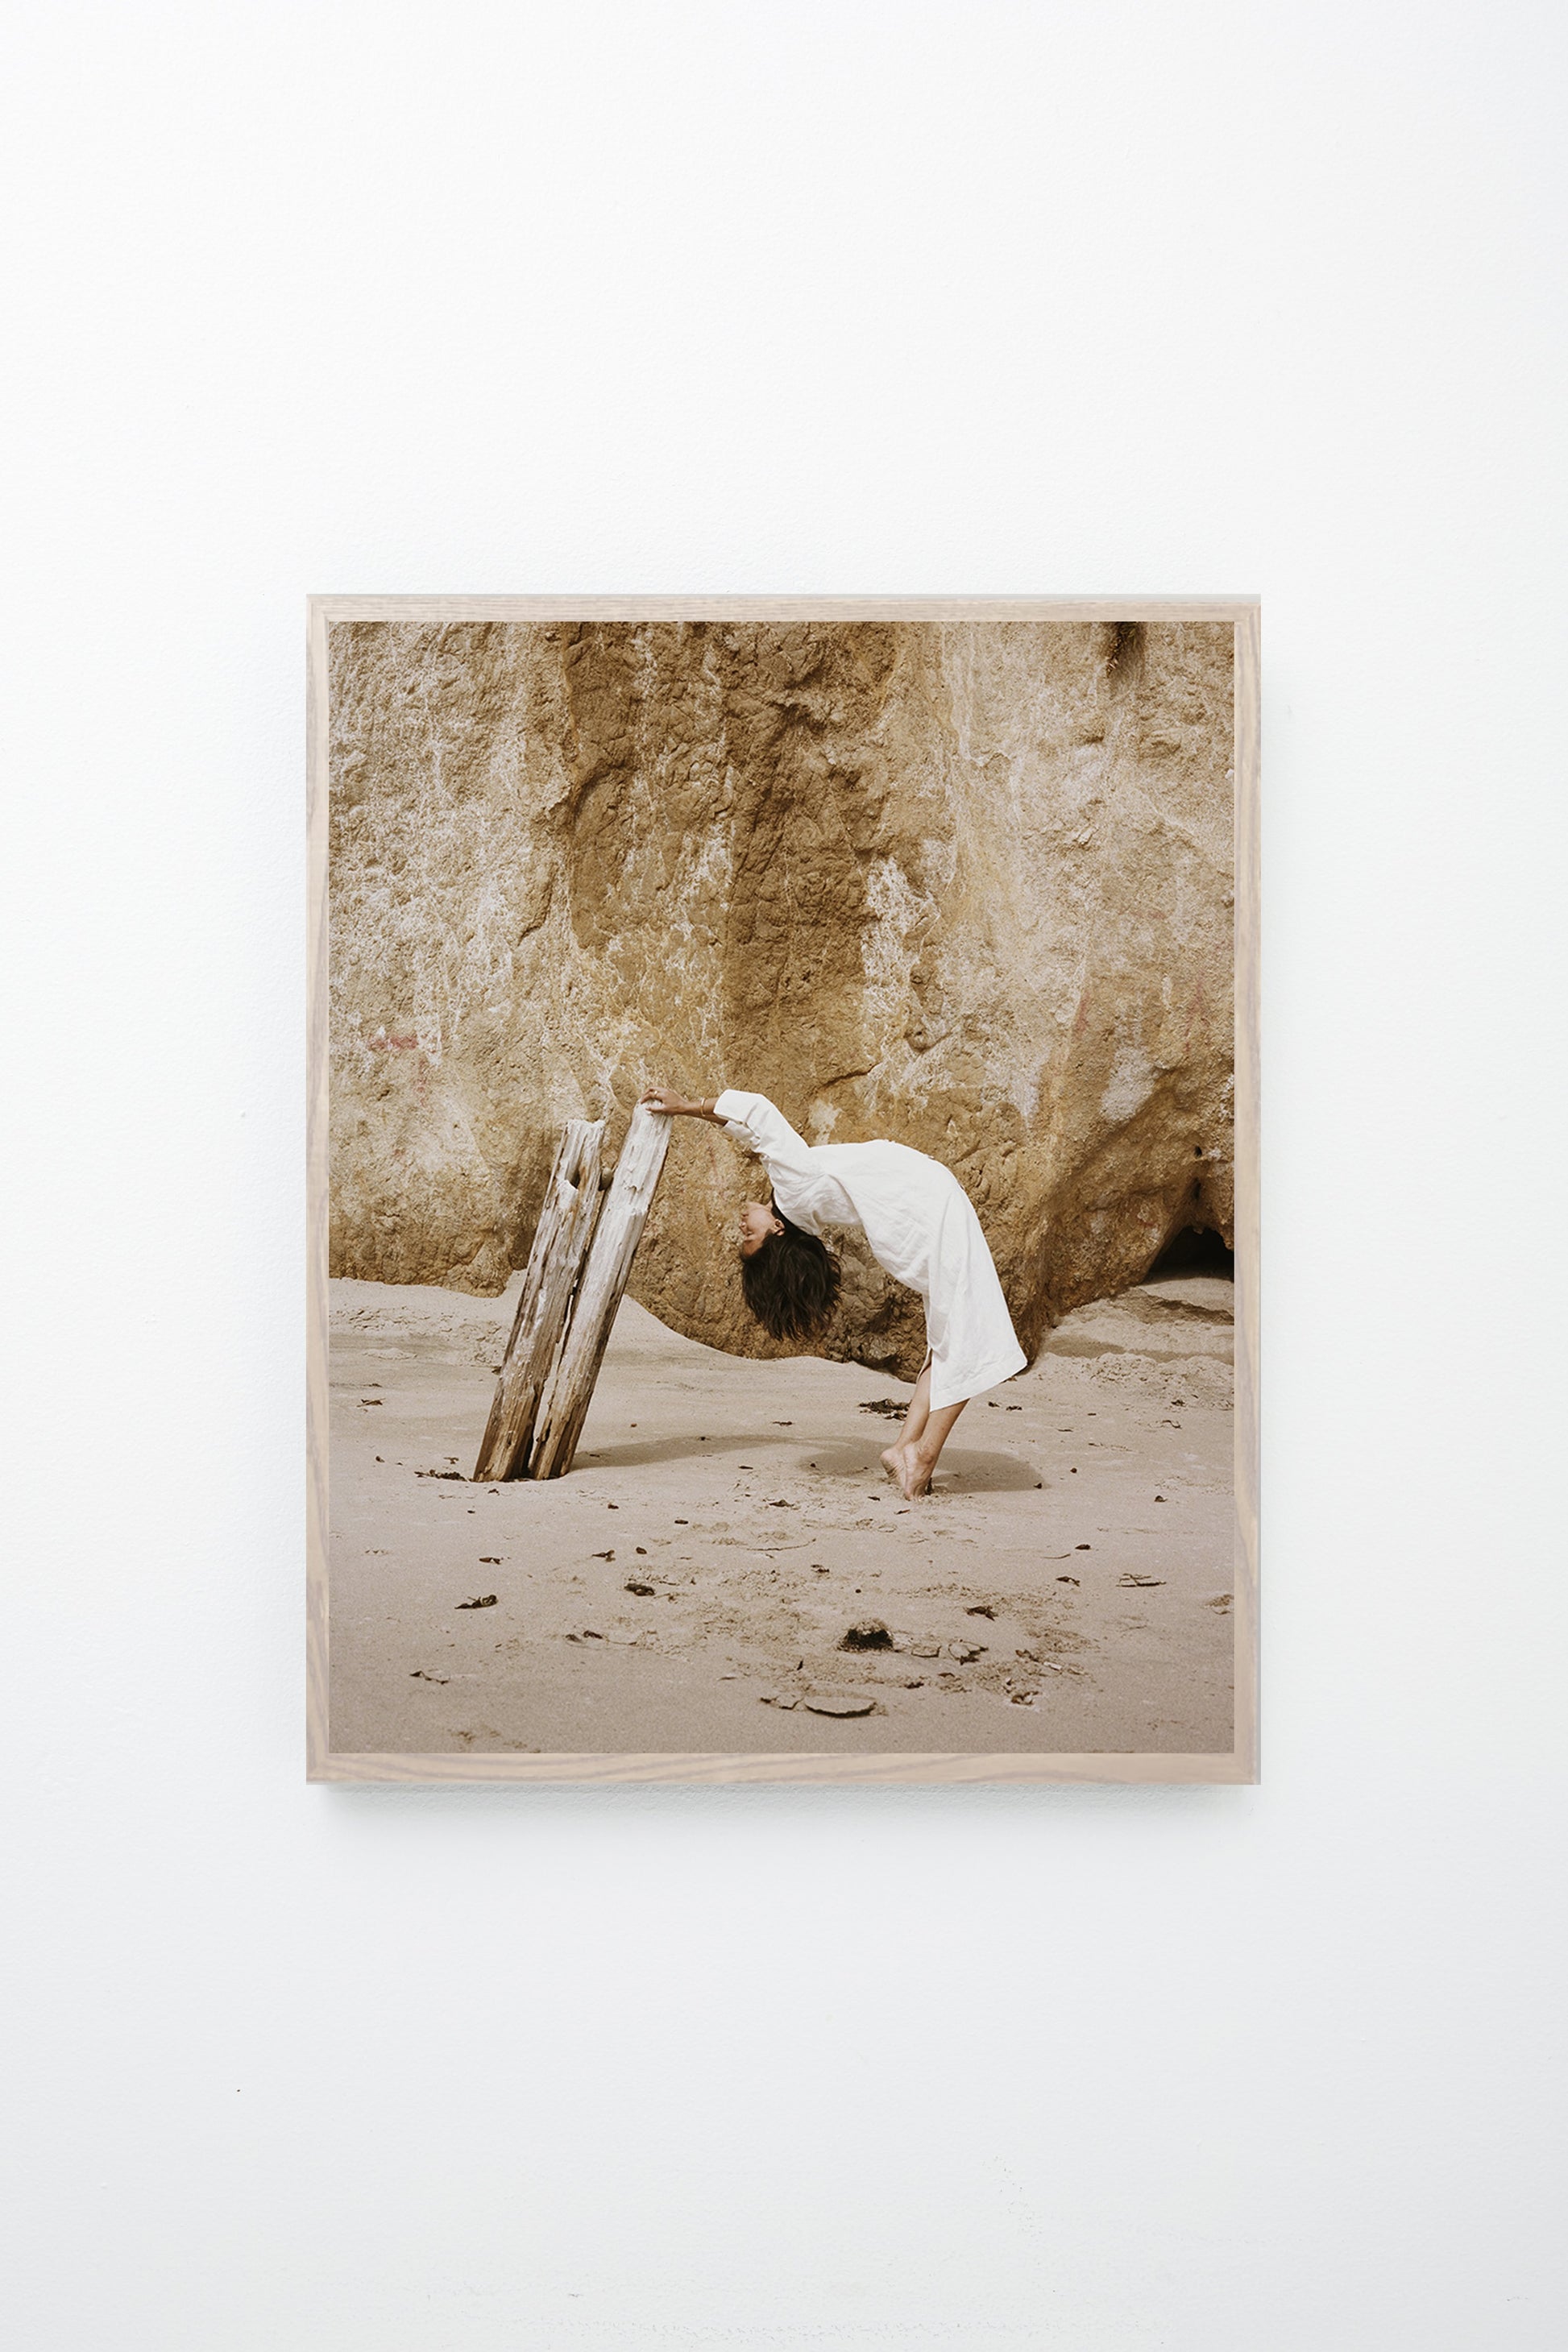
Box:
881;1444;903;1481
886;1440;936;1500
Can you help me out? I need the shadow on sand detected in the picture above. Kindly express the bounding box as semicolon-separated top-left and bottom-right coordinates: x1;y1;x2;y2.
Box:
575;1433;1041;1491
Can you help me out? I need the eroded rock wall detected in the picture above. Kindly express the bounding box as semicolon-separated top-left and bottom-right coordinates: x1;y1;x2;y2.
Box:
329;619;1234;1377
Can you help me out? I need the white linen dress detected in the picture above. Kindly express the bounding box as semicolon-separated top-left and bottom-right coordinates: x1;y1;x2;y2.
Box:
714;1090;1027;1409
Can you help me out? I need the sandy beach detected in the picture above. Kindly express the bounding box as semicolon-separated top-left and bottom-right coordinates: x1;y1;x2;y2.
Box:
327;1271;1235;1759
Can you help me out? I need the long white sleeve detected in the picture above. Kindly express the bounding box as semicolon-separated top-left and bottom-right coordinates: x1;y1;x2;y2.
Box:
711;1089;816;1176
711;1089;853;1238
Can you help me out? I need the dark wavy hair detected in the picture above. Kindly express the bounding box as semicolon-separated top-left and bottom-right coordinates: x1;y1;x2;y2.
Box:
739;1205;842;1342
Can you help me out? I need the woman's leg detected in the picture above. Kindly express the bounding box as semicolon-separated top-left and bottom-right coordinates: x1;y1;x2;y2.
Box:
881;1354;932;1480
881;1353;966;1499
890;1397;967;1500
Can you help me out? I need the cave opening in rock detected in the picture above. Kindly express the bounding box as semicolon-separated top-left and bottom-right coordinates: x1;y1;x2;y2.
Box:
1145;1225;1234;1280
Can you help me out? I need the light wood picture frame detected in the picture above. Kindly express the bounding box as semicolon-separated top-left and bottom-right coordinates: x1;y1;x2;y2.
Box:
310;602;1259;1777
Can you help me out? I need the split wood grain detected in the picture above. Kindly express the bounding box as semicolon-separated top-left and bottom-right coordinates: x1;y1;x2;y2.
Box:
527;1103;673;1479
471;1119;605;1482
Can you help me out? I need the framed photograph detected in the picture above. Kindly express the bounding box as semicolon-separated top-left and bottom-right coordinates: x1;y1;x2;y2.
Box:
308;597;1259;1783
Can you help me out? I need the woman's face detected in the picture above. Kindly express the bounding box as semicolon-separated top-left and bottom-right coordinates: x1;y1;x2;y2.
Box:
738;1200;784;1259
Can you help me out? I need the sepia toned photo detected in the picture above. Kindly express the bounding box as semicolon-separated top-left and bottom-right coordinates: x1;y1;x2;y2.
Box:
307;596;1259;1783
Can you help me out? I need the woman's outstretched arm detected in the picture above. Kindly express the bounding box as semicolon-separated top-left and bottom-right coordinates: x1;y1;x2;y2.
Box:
639;1086;728;1122
643;1087;816;1172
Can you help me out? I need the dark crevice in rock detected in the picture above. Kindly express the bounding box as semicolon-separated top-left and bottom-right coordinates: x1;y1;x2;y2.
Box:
1105;620;1146;688
1145;1225;1234;1280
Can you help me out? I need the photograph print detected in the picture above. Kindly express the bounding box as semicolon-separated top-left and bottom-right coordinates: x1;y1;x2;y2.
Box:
308;596;1259;1782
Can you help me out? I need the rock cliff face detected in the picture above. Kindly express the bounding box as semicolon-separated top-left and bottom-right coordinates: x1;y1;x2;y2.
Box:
328;619;1234;1379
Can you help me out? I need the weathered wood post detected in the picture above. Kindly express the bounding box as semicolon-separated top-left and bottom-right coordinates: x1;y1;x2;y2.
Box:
527;1102;673;1479
472;1118;606;1481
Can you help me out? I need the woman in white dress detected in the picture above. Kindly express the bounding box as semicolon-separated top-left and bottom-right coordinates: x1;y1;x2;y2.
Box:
640;1085;1027;1498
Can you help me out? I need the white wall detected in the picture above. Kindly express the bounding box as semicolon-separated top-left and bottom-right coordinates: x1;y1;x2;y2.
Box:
3;4;1564;2345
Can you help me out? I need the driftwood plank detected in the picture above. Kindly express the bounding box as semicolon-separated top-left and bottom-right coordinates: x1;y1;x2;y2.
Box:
527;1104;673;1479
472;1119;605;1481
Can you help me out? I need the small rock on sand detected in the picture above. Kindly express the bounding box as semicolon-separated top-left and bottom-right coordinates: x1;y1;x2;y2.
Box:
803;1693;877;1717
